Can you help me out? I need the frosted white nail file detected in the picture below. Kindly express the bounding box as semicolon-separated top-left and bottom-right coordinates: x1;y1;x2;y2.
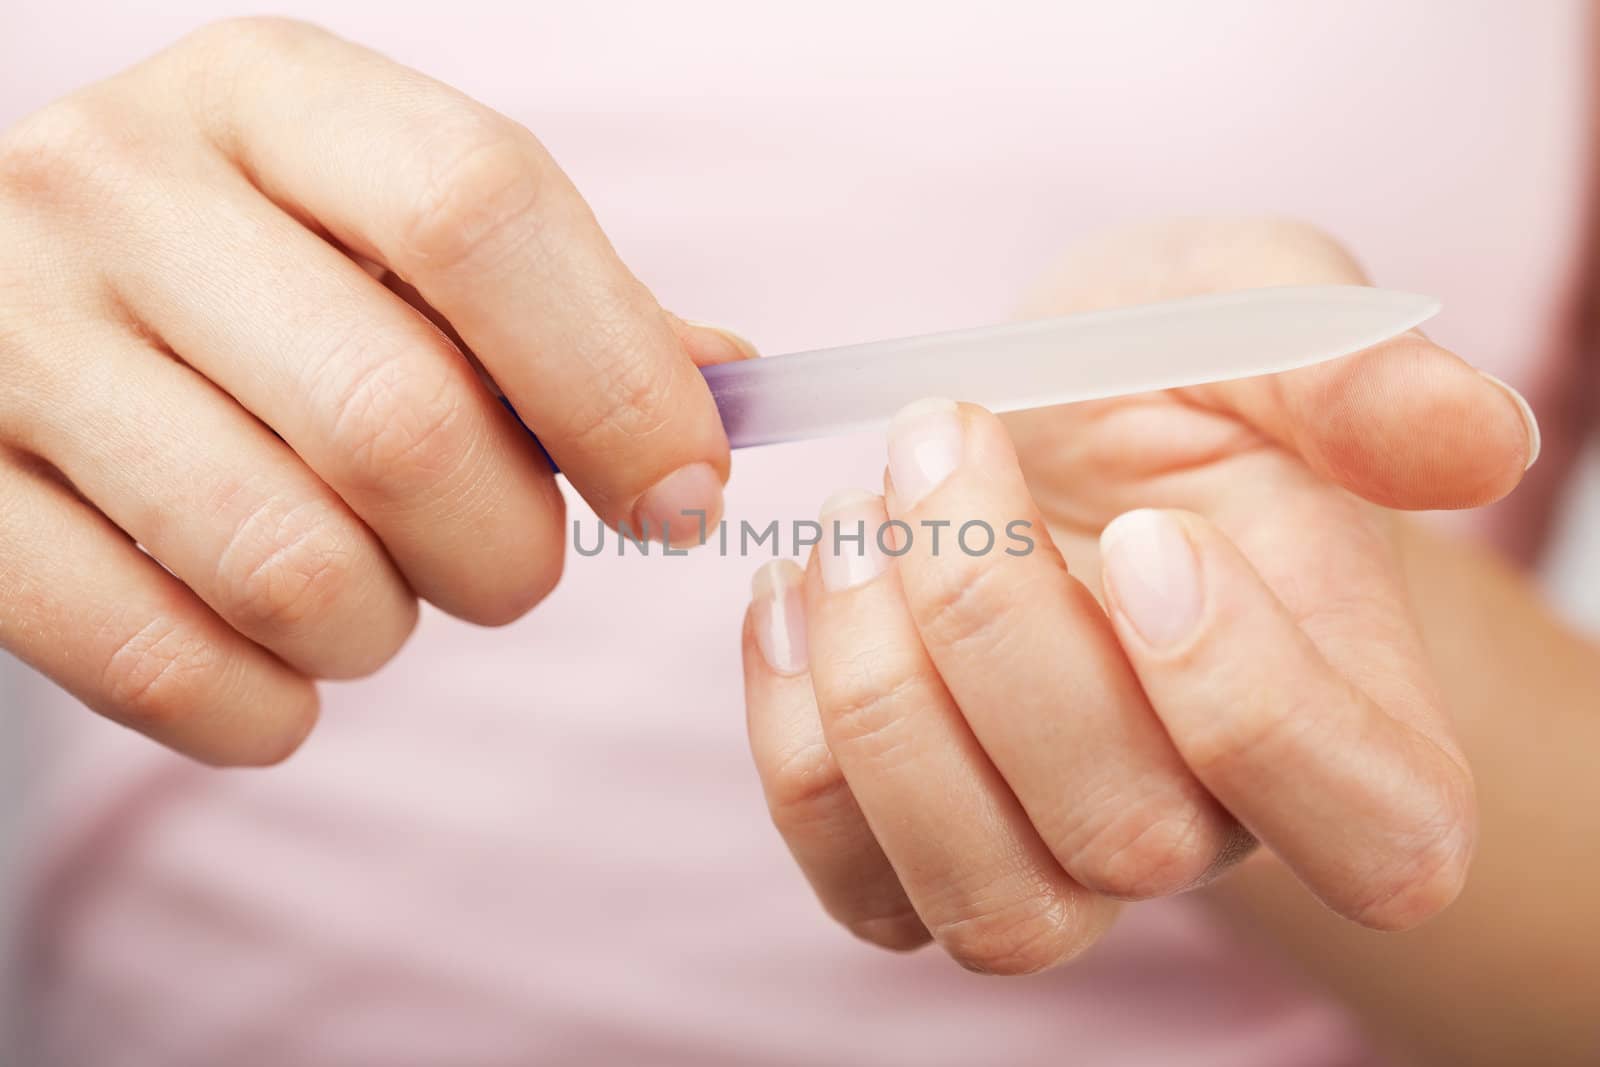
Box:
705;286;1438;448
508;286;1439;462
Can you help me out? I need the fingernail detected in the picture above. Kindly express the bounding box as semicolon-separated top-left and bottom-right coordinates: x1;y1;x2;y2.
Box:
887;397;963;509
631;462;723;547
1100;509;1203;649
750;560;808;675
818;489;890;591
1479;372;1541;470
683;320;760;364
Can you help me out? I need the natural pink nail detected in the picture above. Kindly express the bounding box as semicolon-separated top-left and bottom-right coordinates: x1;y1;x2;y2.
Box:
818;489;890;592
1100;509;1203;649
750;560;808;675
682;320;760;365
887;397;963;509
631;462;723;547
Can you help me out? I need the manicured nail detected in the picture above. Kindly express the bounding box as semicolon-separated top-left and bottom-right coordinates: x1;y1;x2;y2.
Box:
887;397;963;509
818;489;890;591
750;560;808;675
1479;372;1541;470
683;320;760;364
631;462;723;548
1100;509;1203;649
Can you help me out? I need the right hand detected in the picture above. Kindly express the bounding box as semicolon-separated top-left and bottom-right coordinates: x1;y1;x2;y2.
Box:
0;19;751;764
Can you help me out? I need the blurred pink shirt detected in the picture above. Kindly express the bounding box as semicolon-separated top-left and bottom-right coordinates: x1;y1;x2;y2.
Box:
2;2;1589;1064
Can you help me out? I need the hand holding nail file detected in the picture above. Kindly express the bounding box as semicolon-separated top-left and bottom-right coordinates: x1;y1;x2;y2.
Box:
507;286;1439;463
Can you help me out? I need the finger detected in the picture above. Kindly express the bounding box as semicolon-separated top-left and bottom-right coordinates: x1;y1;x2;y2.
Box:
12;321;416;679
741;560;929;952
1181;334;1539;510
806;489;1117;974
664;314;761;368
374;271;758;375
188;19;731;542
883;400;1245;898
0;452;317;765
1013;217;1538;510
1099;508;1476;930
101;155;567;625
378;270;756;430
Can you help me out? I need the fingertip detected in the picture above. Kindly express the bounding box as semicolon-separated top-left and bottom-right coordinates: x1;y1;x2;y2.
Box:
883;398;1018;514
749;559;809;676
254;681;322;767
198;675;321;768
631;461;724;549
1187;329;1533;509
1292;336;1534;510
305;594;420;681
1099;508;1205;654
954;401;1026;473
751;557;805;599
1477;371;1541;472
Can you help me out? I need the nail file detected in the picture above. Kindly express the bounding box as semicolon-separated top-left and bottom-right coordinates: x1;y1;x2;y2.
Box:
508;285;1439;462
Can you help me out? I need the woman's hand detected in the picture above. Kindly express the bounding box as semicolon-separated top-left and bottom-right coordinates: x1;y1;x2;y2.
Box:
740;218;1540;973
0;19;752;764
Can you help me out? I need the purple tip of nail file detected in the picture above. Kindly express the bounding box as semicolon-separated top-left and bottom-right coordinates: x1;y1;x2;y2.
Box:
503;285;1439;471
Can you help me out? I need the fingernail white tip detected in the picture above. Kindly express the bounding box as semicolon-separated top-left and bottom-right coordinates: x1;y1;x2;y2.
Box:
1479;372;1542;470
750;558;803;599
891;396;959;430
819;488;879;518
1100;508;1161;548
685;319;760;358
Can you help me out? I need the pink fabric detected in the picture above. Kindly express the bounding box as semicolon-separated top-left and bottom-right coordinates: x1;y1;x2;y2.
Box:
3;2;1588;1064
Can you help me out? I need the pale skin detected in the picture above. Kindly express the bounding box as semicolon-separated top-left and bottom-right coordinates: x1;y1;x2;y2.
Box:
0;19;1594;1067
0;19;757;764
743;221;1600;1065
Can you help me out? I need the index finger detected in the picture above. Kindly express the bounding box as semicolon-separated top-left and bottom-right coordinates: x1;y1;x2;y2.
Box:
1013;217;1538;511
189;19;730;542
1182;331;1538;511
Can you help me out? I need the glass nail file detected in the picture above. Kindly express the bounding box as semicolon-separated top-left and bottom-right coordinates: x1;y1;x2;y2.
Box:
507;285;1439;460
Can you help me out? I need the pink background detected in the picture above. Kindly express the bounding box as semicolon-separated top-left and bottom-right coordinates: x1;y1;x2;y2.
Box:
2;3;1595;1064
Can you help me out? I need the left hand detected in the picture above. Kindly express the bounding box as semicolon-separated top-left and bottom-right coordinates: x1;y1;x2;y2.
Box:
739;218;1539;973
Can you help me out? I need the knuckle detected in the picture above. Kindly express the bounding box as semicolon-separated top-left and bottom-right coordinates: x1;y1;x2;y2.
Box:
764;739;851;836
818;656;926;763
216;496;356;637
558;340;680;454
100;615;218;729
909;553;1013;655
324;349;476;495
1251;216;1365;280
1162;215;1366;286
1175;682;1319;782
0;283;38;414
399;118;546;272
931;891;1080;976
181;16;326;64
169;18;328;149
1060;798;1218;900
0;95;134;207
